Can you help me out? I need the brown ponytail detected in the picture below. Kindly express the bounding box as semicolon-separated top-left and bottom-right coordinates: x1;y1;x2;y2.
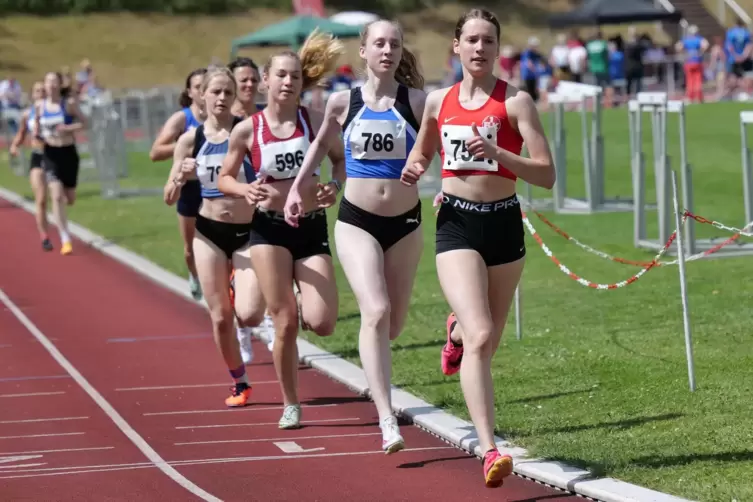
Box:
178;90;191;108
395;46;424;89
179;67;207;109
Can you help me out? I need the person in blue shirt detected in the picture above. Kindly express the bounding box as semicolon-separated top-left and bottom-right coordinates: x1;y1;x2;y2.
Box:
149;68;207;300
520;37;542;102
725;18;752;92
676;25;709;102
607;41;625;105
283;19;427;454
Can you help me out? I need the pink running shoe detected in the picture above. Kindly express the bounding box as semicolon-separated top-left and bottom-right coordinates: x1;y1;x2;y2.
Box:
441;313;464;376
483;449;513;488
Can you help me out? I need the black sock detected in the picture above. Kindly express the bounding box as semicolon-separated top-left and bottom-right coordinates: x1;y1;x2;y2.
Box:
449;321;462;347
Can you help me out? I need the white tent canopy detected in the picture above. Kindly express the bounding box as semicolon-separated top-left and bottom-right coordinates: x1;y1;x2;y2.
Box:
328;11;379;27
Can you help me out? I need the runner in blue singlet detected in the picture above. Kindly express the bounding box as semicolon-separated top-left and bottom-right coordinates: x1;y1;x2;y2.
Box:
150;68;207;300
163;66;262;408
283;19;427;453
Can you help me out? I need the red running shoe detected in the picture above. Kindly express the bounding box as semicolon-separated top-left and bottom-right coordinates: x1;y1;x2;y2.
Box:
441;313;463;376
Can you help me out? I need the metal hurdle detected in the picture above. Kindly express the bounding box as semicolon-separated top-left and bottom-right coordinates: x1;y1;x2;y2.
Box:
630;92;678;252
631;92;753;257
523;81;633;214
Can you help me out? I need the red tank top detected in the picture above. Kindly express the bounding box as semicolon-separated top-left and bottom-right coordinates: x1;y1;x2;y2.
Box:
248;107;317;183
437;79;523;181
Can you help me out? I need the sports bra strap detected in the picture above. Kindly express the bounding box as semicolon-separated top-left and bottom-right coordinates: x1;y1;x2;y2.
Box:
192;124;205;159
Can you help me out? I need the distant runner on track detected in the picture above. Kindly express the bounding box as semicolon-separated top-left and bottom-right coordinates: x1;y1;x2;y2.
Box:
163;65;263;408
283;19;427;454
400;8;555;488
226;56;269;364
9;80;51;251
218;30;346;430
229;57;264;118
150;68;207;301
34;71;87;256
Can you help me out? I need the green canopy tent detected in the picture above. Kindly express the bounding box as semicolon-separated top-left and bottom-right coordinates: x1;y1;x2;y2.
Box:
229;15;364;59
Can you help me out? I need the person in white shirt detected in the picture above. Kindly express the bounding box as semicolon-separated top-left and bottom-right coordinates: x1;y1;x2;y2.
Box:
550;34;571;81
568;40;588;83
0;76;23;134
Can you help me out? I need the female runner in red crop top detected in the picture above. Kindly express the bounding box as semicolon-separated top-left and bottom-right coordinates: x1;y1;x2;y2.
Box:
400;8;555;489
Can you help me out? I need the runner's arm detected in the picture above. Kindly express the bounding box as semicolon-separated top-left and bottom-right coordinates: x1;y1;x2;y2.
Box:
405;89;442;170
163;130;195;206
9;110;30;154
495;90;555;189
150;111;187;162
61;98;87;132
291;91;348;193
217;118;254;198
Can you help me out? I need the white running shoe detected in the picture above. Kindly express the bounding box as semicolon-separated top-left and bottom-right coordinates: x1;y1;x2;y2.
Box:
237;326;254;365
380;415;405;454
189;274;202;301
278;404;302;429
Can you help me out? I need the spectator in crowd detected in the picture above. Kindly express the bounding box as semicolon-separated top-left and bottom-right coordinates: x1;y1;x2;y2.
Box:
567;34;587;83
707;35;727;100
75;59;92;91
676;25;709;103
725;18;752;95
549;33;571;82
624;27;648;96
586;30;610;87
0;75;23;134
536;56;553;107
498;45;518;82
520;36;542;102
608;40;625;105
444;46;464;86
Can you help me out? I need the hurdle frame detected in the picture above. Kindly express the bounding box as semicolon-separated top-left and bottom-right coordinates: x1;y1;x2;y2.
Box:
632;93;753;258
523;81;634;215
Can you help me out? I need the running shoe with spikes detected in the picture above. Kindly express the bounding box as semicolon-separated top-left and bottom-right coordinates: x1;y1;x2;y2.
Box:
482;449;513;488
225;382;252;407
441;312;463;376
380;415;405;454
278;404;302;429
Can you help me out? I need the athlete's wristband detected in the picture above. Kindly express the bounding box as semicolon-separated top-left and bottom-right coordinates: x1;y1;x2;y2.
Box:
328;180;342;193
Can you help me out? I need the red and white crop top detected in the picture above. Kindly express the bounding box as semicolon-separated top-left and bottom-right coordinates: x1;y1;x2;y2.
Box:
248;107;319;183
437;79;523;181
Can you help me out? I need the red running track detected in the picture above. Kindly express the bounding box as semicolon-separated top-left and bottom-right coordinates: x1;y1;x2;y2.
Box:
0;199;576;501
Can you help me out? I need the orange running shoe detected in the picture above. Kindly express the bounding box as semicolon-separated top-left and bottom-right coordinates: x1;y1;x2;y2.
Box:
483;449;513;488
225;383;252;407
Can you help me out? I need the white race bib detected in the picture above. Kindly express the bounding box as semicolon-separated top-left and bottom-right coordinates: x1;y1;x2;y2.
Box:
348;119;407;160
440;124;498;172
196;152;224;191
259;135;309;181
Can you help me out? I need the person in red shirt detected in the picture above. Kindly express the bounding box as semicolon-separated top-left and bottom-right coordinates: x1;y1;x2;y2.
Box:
400;7;555;488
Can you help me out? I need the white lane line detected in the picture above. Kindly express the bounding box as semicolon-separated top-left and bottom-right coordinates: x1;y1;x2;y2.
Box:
0;287;221;502
0;447;454;479
0;416;88;424
0;463;46;469
0;433;85;440
175;432;380;446
0;447;114;455
116;381;277;392
0;391;66;398
144;403;337;417
175;417;359;430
